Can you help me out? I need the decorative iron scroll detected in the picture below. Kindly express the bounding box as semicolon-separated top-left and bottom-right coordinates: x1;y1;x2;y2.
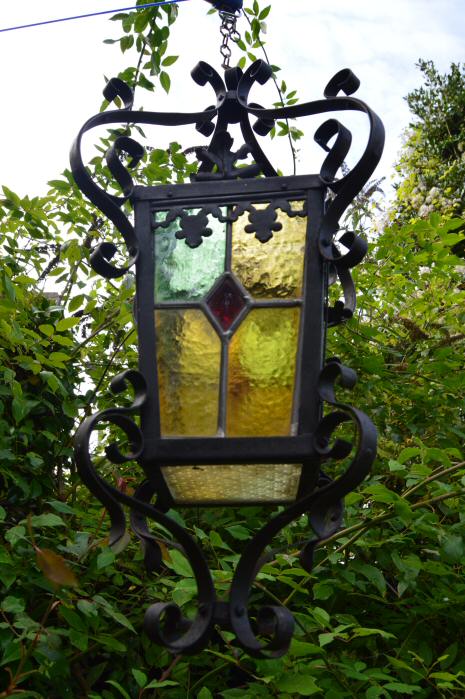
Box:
70;59;384;321
74;360;376;658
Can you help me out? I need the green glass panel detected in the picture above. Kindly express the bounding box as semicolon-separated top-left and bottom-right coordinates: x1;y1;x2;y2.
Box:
232;201;307;299
154;209;226;301
227;307;301;437
156;309;221;436
162;464;302;504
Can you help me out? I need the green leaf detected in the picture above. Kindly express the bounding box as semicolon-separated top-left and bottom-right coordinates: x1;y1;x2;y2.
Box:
28;513;65;528
69;294;86;312
5;525;26;546
312;606;330;627
77;600;98;618
440;534;464;563
160;71;171;93
162;55;178;66
70;629;88;651
106;680;131;699
47;500;76;515
12;398;38;423
55;317;80;332
39;324;55;337
2;596;25;614
383;683;422;694
145;680;179;689
226;525;250;540
197;689;213;699
169;549;193;577
96;549;116;569
398;447;422;463
94;595;136;632
132;669;148;688
276;674;321;696
351;627;396;639
289;640;324;657
259;5;271;19
2;272;16;302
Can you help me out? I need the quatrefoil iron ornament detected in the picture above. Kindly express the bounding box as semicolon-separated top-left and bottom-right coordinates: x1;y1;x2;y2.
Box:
71;58;384;657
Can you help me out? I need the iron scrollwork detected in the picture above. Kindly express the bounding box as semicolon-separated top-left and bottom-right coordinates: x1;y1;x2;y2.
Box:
75;360;376;658
70;58;384;323
228;359;376;658
74;371;218;655
72;58;383;657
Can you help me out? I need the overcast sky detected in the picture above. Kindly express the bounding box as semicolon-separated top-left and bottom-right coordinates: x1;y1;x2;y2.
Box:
0;0;463;197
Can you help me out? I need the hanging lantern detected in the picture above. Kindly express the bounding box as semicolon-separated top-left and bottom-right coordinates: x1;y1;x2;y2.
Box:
71;54;384;657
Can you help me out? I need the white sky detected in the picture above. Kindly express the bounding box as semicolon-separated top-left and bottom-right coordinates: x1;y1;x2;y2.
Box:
0;0;464;197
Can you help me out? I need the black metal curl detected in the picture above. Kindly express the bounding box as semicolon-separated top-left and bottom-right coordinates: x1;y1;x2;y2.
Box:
235;63;384;246
228;358;376;658
74;370;217;655
70;78;218;279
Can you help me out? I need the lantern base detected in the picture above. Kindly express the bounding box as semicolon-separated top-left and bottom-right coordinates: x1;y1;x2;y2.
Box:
74;360;376;657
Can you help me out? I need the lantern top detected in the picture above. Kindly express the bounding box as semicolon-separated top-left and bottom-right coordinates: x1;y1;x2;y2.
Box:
70;59;384;324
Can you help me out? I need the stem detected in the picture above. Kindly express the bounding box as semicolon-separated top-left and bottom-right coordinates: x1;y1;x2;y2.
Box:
243;11;297;175
402;461;465;498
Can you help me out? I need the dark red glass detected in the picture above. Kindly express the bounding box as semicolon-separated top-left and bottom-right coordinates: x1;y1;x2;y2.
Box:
207;276;246;330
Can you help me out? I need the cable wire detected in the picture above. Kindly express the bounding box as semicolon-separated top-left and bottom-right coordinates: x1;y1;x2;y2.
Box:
0;0;190;34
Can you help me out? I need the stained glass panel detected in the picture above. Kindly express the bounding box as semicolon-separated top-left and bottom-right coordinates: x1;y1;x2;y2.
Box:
227;307;301;436
162;463;302;504
154;209;227;301
232;202;307;299
156;309;221;436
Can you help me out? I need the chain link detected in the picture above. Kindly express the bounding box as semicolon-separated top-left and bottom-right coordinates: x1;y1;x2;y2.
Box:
219;11;241;70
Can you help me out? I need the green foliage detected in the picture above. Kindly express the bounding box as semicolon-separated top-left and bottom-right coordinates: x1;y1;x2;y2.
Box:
1;5;465;698
393;60;465;224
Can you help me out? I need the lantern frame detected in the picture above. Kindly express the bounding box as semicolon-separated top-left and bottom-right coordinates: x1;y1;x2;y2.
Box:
71;58;384;657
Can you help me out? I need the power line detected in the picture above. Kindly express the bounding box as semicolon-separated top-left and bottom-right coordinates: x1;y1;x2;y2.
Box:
0;0;191;34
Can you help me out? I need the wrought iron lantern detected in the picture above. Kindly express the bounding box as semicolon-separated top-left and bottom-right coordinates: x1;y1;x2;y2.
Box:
71;51;384;657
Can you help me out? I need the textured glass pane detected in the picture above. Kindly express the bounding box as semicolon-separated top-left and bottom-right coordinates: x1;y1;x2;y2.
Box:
227;308;301;436
154;209;226;301
156;310;221;436
162;464;302;504
232;202;307;299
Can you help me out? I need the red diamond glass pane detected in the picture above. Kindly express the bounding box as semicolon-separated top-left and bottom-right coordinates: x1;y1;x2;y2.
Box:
207;277;246;330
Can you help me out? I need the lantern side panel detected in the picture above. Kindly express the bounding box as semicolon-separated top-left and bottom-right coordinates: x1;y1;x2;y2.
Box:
161;463;302;504
226;307;301;437
155;309;221;436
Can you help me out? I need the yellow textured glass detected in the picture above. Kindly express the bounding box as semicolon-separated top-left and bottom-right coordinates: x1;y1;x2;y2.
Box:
227;307;301;436
162;464;302;504
156;310;221;436
232;202;307;298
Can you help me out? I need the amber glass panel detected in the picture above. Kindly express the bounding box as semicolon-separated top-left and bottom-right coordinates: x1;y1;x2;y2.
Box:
162;464;302;504
232;202;307;299
227;307;301;436
154;209;226;301
156;309;221;436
